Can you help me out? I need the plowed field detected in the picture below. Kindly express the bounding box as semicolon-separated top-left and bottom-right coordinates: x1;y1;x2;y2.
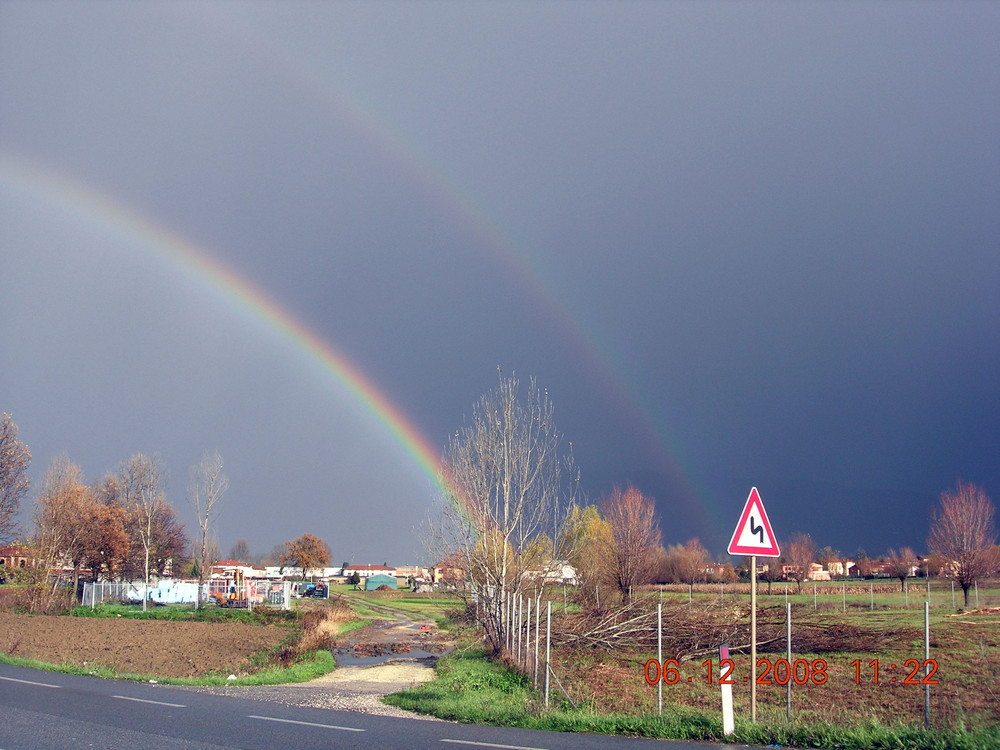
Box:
0;612;291;678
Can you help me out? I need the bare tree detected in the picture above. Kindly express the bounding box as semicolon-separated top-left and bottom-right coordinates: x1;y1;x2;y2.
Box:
229;538;250;563
928;481;997;607
433;373;568;653
118;453;166;611
784;532;816;594
759;560;780;594
600;485;662;603
0;413;31;543
661;538;711;598
189;451;228;607
854;548;875;579
886;547;917;593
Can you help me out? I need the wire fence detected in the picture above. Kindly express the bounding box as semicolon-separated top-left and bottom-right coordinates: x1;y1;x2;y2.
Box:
81;578;293;609
499;578;998;728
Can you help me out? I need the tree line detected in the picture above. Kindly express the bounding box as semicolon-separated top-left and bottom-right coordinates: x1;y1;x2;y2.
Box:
431;376;999;653
33;453;186;601
0;414;343;611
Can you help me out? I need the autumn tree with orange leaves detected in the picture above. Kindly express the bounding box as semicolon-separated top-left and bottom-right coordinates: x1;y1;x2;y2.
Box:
34;455;96;594
280;533;330;580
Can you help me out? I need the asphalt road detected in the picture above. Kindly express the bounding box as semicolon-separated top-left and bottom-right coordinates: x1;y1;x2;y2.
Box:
0;664;727;750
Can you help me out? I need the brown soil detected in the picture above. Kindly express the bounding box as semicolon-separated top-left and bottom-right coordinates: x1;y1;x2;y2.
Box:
333;615;453;659
0;612;291;678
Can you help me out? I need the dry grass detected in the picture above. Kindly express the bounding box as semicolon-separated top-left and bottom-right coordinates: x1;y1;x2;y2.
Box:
0;584;74;614
533;598;1000;732
296;599;355;653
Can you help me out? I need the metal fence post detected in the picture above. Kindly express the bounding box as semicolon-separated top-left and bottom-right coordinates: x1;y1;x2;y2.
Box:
786;601;792;721
516;595;522;664
505;592;511;652
534;594;540;688
524;596;531;670
657;600;663;717
545;601;551;709
924;601;931;729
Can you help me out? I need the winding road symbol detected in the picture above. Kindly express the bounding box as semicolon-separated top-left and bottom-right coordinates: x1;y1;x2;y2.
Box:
727;487;780;557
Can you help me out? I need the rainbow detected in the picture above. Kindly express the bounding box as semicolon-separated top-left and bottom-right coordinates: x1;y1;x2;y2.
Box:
0;150;451;497
212;18;721;527
2;145;722;535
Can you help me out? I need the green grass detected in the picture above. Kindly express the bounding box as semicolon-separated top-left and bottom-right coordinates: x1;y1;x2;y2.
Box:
336;589;463;629
334;616;372;638
661;579;1000;614
70;602;300;625
385;644;1000;749
0;647;335;686
162;649;337;686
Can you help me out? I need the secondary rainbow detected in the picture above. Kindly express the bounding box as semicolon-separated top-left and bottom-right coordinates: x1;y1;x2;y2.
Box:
230;22;721;527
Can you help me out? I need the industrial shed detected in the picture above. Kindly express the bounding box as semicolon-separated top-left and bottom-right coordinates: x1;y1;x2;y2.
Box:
363;573;398;590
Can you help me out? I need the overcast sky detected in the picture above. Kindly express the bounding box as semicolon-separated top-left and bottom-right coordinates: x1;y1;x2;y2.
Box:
2;2;997;564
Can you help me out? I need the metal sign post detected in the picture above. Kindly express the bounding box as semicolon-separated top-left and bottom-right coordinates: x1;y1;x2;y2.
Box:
728;487;781;725
751;554;757;722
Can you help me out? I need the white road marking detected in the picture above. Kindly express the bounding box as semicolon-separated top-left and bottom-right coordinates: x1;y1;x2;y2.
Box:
112;695;186;707
441;739;551;750
248;715;365;732
0;675;60;688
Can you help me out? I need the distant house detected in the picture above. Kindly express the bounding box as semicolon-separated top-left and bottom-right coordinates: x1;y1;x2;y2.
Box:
263;566;343;579
0;544;34;571
809;563;831;582
209;560;260;579
526;560;578;586
343;564;397;578
826;560;855;578
780;563;831;582
431;558;466;585
395;565;431;581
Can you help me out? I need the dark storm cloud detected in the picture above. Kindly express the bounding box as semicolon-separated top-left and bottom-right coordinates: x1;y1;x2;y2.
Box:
2;2;997;560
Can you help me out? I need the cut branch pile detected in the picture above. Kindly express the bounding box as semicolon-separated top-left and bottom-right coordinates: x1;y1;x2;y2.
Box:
550;601;917;660
553;601;751;660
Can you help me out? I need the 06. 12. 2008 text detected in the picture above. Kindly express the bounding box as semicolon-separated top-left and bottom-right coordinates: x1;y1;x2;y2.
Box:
644;658;828;686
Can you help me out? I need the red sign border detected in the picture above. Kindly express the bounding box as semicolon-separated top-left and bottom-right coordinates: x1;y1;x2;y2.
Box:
727;486;780;557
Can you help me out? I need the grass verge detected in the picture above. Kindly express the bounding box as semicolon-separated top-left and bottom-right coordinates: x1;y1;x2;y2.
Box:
0;648;335;686
385;645;1000;750
69;602;300;624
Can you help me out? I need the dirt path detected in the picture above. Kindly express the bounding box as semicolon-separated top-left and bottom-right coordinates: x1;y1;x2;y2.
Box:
185;603;453;718
331;601;453;663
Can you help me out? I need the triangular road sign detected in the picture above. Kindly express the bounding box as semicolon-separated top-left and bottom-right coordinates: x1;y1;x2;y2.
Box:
728;487;780;557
